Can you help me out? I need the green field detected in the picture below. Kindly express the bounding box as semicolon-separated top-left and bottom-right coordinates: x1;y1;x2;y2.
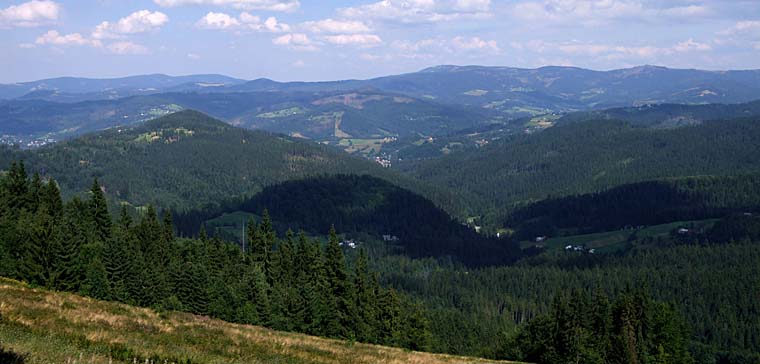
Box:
523;219;720;252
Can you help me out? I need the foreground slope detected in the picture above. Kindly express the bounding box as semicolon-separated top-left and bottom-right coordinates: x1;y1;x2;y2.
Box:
0;110;473;216
0;278;509;364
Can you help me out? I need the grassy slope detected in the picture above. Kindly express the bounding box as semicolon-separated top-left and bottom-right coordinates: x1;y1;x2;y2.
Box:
0;278;512;364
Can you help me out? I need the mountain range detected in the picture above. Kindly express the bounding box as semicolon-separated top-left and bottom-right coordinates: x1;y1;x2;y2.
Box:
4;65;760;144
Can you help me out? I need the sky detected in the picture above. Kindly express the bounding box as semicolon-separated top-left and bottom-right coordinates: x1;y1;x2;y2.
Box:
1;0;760;83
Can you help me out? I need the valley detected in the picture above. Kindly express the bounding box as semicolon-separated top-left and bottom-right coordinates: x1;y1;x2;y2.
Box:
3;67;760;364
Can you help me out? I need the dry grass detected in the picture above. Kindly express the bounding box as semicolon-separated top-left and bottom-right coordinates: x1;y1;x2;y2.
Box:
0;278;517;364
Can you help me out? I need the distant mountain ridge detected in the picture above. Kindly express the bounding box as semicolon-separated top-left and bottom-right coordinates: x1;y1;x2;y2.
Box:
6;65;760;113
0;73;245;101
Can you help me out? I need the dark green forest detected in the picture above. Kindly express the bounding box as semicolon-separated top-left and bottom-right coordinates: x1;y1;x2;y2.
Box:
412;117;760;224
0;159;724;364
507;174;760;237
0;110;478;219
174;175;521;266
0;161;432;351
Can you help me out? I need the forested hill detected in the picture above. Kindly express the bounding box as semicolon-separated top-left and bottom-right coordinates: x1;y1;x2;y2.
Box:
0;110;474;216
507;174;760;237
411;117;760;219
556;99;760;128
175;175;521;266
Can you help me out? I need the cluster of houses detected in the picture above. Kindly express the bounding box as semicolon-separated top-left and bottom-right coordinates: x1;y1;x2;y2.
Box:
373;155;392;168
339;239;359;249
0;135;56;149
382;234;399;242
564;244;596;254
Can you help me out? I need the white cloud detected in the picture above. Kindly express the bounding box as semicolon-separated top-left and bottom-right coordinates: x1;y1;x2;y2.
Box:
322;34;382;46
154;0;299;12
513;39;712;60
338;0;491;24
196;11;289;32
290;59;305;67
301;19;371;33
93;10;168;39
511;0;709;26
35;30;101;47
719;20;760;36
451;36;499;52
0;0;60;28
392;36;498;54
187;52;201;59
673;38;712;52
196;12;240;29
107;41;149;55
272;33;318;51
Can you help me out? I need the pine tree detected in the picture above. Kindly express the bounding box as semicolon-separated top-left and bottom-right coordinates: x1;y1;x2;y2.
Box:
353;248;378;343
89;178;111;243
162;210;175;244
101;206;135;301
5;161;29;211
323;225;356;339
296;233;329;336
18;198;62;288
42;178;63;218
55;197;94;291
177;261;209;315
27;172;43;212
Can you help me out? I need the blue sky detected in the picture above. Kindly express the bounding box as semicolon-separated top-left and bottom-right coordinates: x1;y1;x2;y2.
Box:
1;0;760;83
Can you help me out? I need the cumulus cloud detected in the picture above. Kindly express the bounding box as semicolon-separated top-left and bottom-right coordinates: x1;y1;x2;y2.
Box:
451;36;499;52
196;11;289;32
511;0;709;26
0;0;60;28
196;11;240;29
154;0;299;12
390;36;499;59
322;33;382;46
301;19;371;33
512;39;712;61
338;0;491;24
107;41;149;55
93;10;168;39
719;20;760;36
35;30;101;47
272;33;318;51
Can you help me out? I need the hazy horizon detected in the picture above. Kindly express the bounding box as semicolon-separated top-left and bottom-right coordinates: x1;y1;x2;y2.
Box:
2;0;760;83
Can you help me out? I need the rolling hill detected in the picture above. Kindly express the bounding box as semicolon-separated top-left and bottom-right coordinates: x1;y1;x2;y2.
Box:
410;117;760;222
556;99;760;128
174;175;521;266
0;110;476;217
0;90;496;155
506;174;760;238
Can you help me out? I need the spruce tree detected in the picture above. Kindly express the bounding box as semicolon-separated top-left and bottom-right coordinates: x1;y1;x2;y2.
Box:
5;161;29;211
323;225;357;339
353;248;378;343
27;172;43;212
89;178;111;243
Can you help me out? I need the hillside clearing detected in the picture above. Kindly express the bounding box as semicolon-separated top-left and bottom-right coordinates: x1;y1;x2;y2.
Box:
0;278;514;364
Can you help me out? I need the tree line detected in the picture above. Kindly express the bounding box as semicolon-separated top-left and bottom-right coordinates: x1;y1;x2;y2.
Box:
0;160;431;351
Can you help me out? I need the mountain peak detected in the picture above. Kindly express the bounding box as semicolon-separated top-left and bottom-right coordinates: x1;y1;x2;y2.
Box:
143;109;230;130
